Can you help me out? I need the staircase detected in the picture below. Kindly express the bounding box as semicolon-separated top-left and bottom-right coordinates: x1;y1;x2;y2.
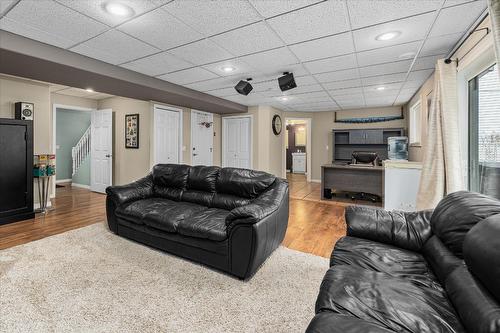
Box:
72;126;91;176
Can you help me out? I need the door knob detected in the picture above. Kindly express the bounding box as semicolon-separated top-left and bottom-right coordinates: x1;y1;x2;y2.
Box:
193;153;198;156
105;154;111;158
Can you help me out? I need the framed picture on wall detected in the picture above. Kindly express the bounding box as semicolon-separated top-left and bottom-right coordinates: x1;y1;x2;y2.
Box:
125;114;139;149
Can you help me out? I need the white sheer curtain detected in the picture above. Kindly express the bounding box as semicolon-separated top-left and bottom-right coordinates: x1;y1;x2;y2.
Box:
489;0;500;80
417;60;465;210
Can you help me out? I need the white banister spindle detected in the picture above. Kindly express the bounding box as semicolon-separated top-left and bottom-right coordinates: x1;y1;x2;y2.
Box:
72;126;91;176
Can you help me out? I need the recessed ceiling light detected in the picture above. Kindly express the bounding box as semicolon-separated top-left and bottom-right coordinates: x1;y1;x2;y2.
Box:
221;65;236;73
376;86;386;91
104;2;134;18
375;31;401;41
279;96;289;101
85;88;94;93
399;52;416;59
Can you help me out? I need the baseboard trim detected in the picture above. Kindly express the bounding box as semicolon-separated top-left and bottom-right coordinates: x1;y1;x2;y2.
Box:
55;179;71;184
71;183;90;189
311;179;321;183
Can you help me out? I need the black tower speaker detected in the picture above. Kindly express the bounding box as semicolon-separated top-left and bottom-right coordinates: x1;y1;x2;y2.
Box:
235;80;253;95
278;73;297;92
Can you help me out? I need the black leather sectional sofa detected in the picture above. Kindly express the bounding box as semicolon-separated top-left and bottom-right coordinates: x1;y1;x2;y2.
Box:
307;191;500;333
106;164;289;279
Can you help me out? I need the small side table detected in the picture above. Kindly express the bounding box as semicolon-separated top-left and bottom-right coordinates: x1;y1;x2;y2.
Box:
35;175;52;214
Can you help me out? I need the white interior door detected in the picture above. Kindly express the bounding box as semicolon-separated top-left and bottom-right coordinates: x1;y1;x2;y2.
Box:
223;116;252;169
191;110;213;166
154;106;181;165
91;109;113;193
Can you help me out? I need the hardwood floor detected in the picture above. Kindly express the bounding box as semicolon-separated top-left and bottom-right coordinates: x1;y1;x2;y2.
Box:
0;175;350;258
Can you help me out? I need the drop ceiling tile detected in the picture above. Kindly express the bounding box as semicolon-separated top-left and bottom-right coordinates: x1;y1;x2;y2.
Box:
55;0;160;27
364;90;399;100
314;68;359;83
118;8;203;50
334;94;364;103
359;60;412;78
420;33;462;56
329;87;363;97
169;39;233;65
353;13;435;52
361;73;407;85
412;54;444;71
210;22;284;56
303;54;357;74
120;52;192;76
282;84;324;95
0;0;16;15
206;87;237;98
407;69;434;82
294;75;317;86
289;32;354;62
70;30;159;65
429;1;487;37
186;76;238;91
163;0;261;36
403;80;427;89
267;1;349;44
202;59;255;77
2;0;107;49
356;41;422;67
240;47;299;74
339;102;366;110
249;0;322;18
252;80;281;93
292;90;330;100
363;82;404;92
323;79;363;90
158;67;219;85
347;0;440;29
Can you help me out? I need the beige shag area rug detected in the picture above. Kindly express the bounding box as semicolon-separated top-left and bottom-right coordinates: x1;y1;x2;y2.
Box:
0;223;328;333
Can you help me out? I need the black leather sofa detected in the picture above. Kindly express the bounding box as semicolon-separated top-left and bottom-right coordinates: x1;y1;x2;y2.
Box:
306;191;500;333
106;164;289;279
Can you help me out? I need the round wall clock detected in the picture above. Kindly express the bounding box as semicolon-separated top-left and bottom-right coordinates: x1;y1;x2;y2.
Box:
272;114;282;136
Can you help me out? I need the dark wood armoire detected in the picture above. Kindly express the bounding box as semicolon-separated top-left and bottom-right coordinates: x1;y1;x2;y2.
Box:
0;118;34;225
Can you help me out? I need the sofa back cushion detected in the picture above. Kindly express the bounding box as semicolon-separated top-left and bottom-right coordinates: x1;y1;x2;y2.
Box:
463;213;500;302
430;191;500;258
152;164;190;201
216;168;275;199
187;166;220;192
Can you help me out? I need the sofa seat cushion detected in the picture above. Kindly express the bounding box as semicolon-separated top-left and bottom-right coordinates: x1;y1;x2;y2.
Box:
116;198;207;233
315;265;465;333
331;236;440;289
115;197;163;224
177;208;230;241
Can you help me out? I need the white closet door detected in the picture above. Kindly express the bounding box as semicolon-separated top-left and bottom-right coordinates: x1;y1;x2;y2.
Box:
91;109;113;193
154;107;181;165
223;116;251;169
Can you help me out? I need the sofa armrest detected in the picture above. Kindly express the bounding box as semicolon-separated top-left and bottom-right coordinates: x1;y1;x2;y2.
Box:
345;206;433;252
105;173;154;207
226;178;288;228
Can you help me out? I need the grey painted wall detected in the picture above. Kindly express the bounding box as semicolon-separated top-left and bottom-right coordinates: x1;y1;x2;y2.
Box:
56;108;91;185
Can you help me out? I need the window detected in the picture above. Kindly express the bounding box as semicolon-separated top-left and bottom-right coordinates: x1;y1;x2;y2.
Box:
468;64;500;199
409;101;421;146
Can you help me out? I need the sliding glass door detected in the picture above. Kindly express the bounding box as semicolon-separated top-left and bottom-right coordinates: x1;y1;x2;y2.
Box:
468;64;500;199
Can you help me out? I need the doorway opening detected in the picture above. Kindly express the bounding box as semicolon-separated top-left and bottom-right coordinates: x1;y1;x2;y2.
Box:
283;118;312;182
54;107;92;189
52;104;113;195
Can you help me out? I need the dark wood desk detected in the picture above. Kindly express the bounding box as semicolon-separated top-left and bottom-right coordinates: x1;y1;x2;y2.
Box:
321;164;384;200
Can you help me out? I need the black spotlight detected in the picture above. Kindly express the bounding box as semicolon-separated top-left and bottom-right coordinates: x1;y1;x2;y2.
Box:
235;78;253;95
278;72;297;92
